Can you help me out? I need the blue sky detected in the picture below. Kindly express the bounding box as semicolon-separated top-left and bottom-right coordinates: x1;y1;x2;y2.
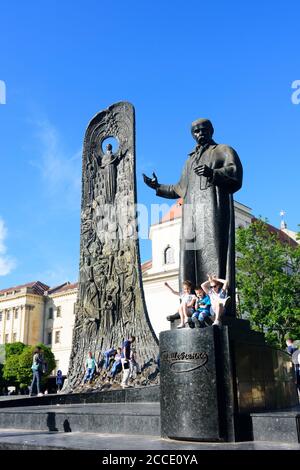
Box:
0;0;299;289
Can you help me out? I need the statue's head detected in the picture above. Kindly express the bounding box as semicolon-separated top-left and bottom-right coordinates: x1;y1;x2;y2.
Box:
191;118;214;145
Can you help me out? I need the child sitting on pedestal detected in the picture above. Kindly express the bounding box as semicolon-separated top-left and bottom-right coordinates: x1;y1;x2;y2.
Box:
201;275;230;326
165;280;196;329
191;285;212;328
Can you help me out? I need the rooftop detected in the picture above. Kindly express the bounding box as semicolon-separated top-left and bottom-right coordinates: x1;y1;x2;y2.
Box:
0;281;50;297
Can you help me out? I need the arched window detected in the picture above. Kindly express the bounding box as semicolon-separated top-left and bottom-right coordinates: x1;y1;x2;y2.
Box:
164;246;174;265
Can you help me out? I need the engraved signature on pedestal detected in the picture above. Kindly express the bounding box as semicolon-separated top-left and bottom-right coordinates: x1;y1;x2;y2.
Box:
161;351;209;373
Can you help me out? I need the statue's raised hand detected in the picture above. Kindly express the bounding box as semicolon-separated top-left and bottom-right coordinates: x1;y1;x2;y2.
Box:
143;172;159;190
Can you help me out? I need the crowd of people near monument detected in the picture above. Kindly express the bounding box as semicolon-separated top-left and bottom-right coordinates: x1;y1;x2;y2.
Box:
165;274;230;329
83;335;139;388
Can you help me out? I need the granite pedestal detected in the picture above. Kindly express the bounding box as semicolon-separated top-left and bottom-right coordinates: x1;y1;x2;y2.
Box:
160;318;298;442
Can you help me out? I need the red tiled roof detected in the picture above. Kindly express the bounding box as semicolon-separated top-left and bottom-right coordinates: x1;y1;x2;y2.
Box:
48;282;79;295
0;281;50;296
251;218;299;248
160;199;183;223
141;260;152;272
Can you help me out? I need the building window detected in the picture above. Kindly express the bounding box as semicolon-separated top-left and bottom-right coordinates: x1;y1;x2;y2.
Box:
6;311;10;321
4;334;9;344
12;332;17;342
48;308;53;320
56;306;61;318
14;310;18;320
47;332;52;345
164;246;175;265
55;331;61;343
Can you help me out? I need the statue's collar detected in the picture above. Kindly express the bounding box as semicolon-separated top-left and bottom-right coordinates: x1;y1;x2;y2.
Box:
189;140;217;157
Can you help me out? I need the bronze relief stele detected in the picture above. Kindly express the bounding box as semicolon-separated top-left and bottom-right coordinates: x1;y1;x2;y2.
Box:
67;102;159;390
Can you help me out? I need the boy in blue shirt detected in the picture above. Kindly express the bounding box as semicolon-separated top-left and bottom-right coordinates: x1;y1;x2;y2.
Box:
191;286;211;328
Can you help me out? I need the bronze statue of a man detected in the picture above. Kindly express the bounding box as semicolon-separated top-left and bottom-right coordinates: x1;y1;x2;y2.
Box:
143;118;243;315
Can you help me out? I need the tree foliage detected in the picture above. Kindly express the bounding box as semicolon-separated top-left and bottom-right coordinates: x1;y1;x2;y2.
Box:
236;219;300;348
5;342;26;357
2;342;27;388
2;342;56;390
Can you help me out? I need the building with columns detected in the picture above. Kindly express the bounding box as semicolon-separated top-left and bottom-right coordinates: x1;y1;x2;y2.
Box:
43;283;77;373
0;281;77;375
0;281;49;346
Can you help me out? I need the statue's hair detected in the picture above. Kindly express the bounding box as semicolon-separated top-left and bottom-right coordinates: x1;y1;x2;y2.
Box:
191;118;214;136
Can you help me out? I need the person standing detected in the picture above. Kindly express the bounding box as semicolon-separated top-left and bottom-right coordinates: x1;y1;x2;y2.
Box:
121;335;135;388
143;118;243;315
56;369;63;393
129;349;140;380
29;346;44;397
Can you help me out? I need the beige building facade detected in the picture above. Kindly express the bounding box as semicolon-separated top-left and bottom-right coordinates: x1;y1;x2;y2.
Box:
43;283;77;374
0;281;77;375
0;282;48;347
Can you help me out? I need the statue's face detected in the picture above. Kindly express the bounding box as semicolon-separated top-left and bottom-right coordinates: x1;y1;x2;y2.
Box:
192;124;212;145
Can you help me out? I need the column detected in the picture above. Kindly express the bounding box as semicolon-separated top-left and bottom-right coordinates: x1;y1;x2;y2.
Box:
20;305;26;343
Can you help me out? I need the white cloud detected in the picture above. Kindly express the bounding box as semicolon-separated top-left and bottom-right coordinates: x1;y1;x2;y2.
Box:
30;119;82;206
0;218;16;276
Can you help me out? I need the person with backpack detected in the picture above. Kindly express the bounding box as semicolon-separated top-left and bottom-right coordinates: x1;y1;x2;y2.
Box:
29;346;44;396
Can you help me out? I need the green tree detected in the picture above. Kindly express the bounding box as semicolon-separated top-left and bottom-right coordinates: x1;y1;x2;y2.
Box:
5;342;26;357
2;342;56;391
236;219;300;348
2;342;27;390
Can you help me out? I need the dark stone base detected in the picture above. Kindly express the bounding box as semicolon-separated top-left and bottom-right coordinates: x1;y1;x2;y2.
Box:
160;318;298;442
0;318;298;444
251;409;300;443
0;384;160;409
0;402;161;436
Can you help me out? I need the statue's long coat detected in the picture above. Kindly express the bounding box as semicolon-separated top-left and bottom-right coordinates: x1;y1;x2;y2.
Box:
156;142;243;313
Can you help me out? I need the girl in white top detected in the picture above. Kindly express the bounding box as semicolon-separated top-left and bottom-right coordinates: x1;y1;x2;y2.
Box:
165;280;196;328
201;274;230;326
